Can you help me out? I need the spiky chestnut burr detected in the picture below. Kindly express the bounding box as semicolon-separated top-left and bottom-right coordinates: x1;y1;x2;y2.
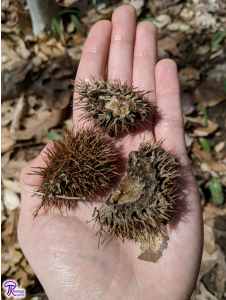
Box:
92;140;181;245
73;76;157;136
31;128;119;218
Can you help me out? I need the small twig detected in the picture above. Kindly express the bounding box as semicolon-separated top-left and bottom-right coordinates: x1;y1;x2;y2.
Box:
10;94;26;133
19;183;44;195
19;182;87;200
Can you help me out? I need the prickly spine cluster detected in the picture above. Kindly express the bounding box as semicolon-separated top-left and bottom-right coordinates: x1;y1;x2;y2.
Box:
31;128;119;217
73;76;157;136
92;140;181;245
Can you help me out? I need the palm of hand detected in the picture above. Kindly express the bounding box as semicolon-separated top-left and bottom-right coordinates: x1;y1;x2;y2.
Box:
18;6;203;300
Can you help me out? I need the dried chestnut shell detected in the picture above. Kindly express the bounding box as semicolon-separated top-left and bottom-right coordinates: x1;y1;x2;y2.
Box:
74;77;157;136
92;140;180;245
31;128;119;217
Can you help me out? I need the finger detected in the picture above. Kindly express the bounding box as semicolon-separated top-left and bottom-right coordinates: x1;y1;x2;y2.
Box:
154;61;203;274
133;21;157;138
133;21;157;96
107;5;136;84
154;59;187;162
73;20;112;126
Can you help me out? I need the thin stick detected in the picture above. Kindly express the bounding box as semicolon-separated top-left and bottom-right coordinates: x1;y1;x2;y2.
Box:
19;183;88;200
19;183;44;195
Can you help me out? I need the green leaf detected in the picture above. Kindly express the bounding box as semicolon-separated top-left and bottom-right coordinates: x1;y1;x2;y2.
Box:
51;18;62;40
92;0;97;10
209;177;224;205
59;8;80;15
222;79;226;93
211;44;222;50
70;14;83;34
211;31;226;46
198;104;209;123
199;137;211;154
137;17;162;24
136;8;142;16
46;132;63;140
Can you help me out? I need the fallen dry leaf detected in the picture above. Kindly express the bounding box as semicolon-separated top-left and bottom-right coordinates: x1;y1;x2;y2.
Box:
9;108;65;143
3;189;20;212
181;92;195;115
214;253;226;298
201;249;226;299
29;55;77;109
1;209;18;244
1;262;10;275
1;35;33;100
1;136;16;153
66;32;86;47
167;22;190;32
9;110;52;141
14;38;31;60
23;264;35;276
13;267;35;289
81;7;113;25
214;141;225;153
190;12;216;30
153;14;172;28
2;157;28;181
38;39;66;59
194;80;225;107
13;268;27;281
67;45;84;61
129;0;144;10
43;91;71;110
203;203;226;228
193;120;219;137
192;142;226;172
179;68;200;87
1;151;12;168
17;11;33;35
169;31;187;44
158;36;181;58
195;45;210;56
185;132;194;147
179;7;194;20
20;276;35;289
9;247;23;264
64;118;73;131
1;100;16;126
138;232;169;262
195;282;218;300
66;21;75;33
2;179;21;194
1;38;22;72
185;116;206;127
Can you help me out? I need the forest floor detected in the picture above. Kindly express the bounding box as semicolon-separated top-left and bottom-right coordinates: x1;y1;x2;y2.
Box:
1;0;226;299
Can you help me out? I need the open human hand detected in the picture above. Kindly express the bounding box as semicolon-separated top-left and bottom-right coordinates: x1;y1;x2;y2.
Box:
18;5;203;300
